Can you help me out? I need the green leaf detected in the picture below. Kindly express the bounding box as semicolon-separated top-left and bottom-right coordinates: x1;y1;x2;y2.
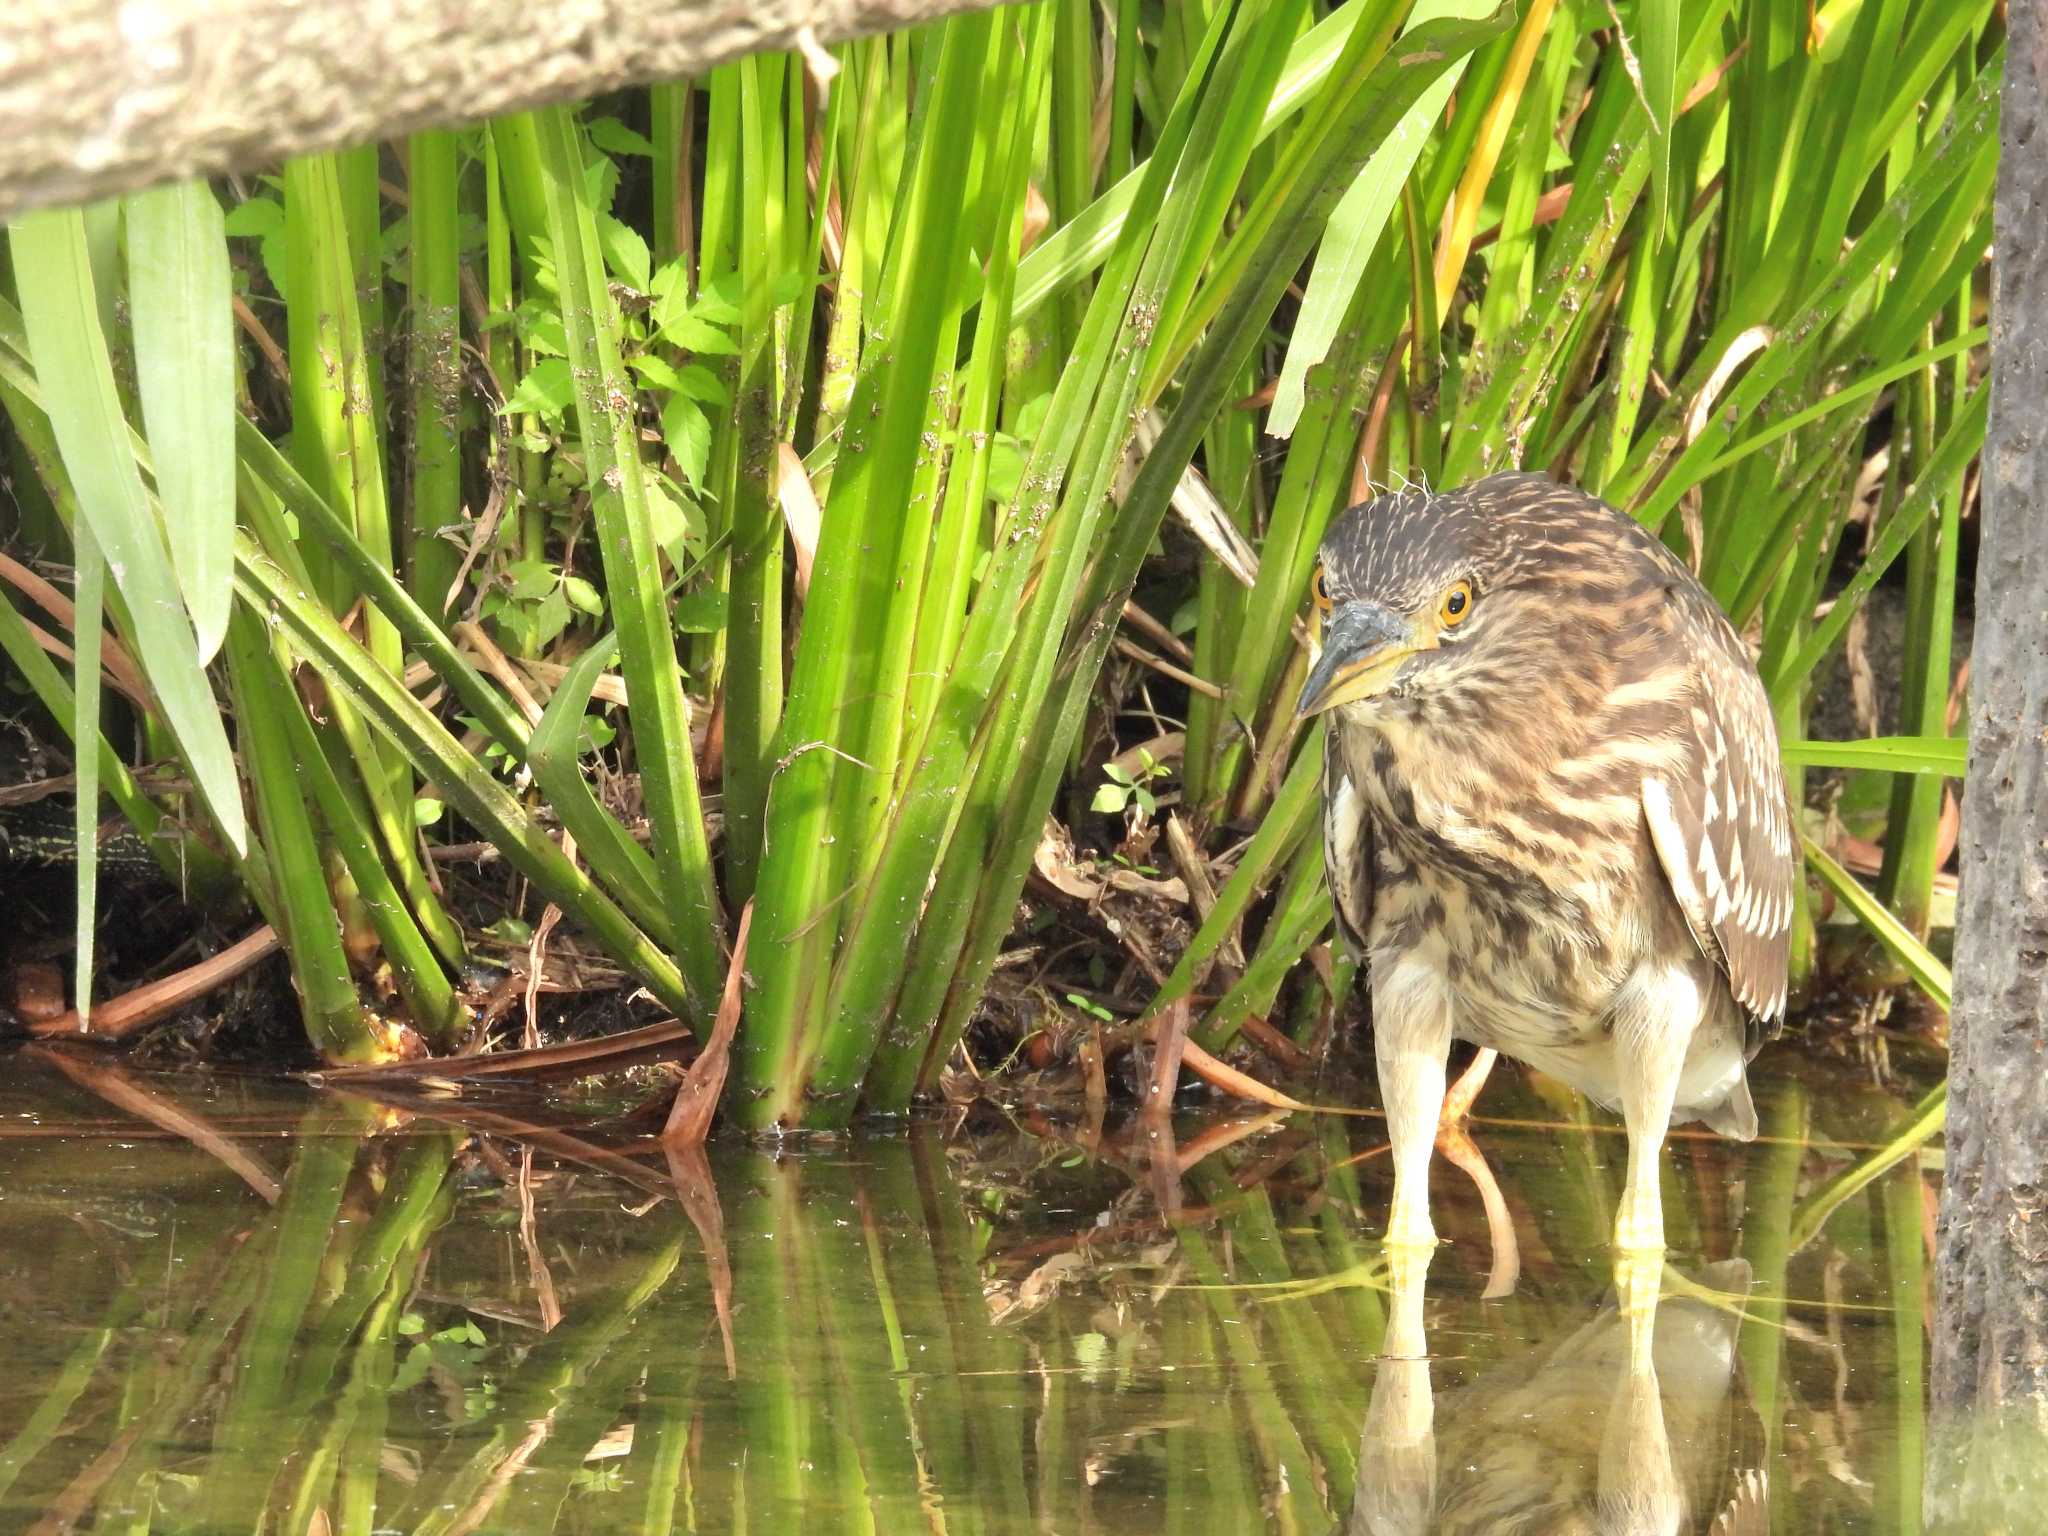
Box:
691;271;743;325
644;475;703;564
657;310;740;357
502;358;574;419
1091;784;1130;813
1803;833;1952;1010
505;559;557;600
597;213;651;292
630;354;686;392
587;117;656;158
671;362;729;406
563;575;603;615
661;395;712;488
9;208;248;855
650;264;739;353
513;300;568;357
985;436;1026;504
125;180;235;664
633;354;732;407
534;585;572;648
1265;0;1477;437
581;154;620;216
222;195;289;302
70;529;104;1026
671;588;724;634
1779;736;1966;776
1637;0;1678;235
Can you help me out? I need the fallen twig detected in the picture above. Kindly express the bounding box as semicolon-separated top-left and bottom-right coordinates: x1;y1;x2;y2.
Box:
28;925;281;1041
312;1016;693;1084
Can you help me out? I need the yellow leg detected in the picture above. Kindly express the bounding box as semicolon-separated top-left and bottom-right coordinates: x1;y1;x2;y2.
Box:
1613;1120;1672;1253
1439;1046;1498;1125
1437;1120;1521;1298
1611;1246;1667;1354
1612;974;1695;1255
1375;960;1454;1250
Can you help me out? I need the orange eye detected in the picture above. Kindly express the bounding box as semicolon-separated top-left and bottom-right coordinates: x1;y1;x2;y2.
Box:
1438;580;1473;627
1311;566;1334;614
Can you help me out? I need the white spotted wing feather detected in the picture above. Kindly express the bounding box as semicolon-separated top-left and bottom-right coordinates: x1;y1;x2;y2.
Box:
1642;609;1796;1025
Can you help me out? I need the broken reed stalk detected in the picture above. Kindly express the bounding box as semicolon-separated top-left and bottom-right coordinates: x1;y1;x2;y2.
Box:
664;901;754;1146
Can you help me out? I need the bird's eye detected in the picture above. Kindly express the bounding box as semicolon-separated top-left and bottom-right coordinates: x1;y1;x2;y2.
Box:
1438;580;1473;627
1311;566;1333;614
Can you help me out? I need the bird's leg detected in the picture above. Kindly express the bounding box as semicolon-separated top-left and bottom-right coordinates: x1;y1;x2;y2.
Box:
1435;1120;1520;1298
1612;966;1699;1254
1438;1046;1497;1126
1374;958;1455;1250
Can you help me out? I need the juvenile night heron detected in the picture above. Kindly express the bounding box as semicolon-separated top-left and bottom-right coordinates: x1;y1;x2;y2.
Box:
1298;473;1794;1252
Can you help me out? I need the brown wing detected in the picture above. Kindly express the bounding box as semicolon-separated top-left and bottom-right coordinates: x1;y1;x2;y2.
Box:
1323;732;1374;957
1641;605;1797;1025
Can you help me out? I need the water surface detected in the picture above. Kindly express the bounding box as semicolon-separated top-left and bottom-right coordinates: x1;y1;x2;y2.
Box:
0;1046;1937;1532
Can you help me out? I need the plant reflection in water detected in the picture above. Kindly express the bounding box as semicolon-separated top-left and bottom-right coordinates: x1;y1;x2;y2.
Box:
0;1049;1937;1533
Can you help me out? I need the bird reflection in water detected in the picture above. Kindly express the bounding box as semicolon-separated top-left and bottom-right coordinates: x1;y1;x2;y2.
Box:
1350;1248;1768;1535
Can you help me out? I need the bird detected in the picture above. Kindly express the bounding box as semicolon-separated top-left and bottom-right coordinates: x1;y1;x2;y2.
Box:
1296;473;1795;1253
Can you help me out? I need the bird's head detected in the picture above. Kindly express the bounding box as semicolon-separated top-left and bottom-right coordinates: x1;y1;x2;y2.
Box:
1296;479;1536;720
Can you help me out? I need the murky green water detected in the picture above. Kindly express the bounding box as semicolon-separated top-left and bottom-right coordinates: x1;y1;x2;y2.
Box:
0;1046;1941;1533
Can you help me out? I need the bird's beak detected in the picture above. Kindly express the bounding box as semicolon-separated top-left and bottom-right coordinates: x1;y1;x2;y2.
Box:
1297;601;1425;717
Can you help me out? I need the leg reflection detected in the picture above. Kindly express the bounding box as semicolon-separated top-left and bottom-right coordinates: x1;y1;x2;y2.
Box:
1349;1247;1764;1534
1349;1245;1437;1535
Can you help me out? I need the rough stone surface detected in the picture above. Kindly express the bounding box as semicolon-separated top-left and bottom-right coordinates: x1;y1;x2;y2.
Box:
1928;7;2048;1518
0;0;1005;220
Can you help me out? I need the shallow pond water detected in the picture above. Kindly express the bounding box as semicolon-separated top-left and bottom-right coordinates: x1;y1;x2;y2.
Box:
0;1045;1942;1533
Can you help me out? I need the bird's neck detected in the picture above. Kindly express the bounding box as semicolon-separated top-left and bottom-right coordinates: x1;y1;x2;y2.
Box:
1341;690;1583;835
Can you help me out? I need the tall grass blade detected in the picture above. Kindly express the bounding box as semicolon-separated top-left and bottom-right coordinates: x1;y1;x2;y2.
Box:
7;208;248;855
1637;0;1679;234
1779;736;1966;775
1775;378;1988;702
529;105;726;1012
124;179;234;664
903;1;1517;1104
223;607;380;1060
235;536;695;1020
1266;0;1484;439
69;528;103;1028
1802;833;1953;1010
404;131;464;618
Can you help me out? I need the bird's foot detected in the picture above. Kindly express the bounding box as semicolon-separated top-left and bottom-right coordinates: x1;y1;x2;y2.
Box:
1385;1237;1435;1293
1611;1245;1666;1300
1612;1249;1667;1352
1611;1201;1668;1256
1383;1198;1438;1254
